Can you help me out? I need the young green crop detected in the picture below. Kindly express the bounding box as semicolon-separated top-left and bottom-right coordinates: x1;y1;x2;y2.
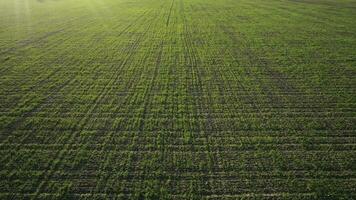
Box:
0;0;355;199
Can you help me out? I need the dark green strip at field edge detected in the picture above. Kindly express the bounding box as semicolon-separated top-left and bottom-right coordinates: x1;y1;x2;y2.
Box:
0;0;355;199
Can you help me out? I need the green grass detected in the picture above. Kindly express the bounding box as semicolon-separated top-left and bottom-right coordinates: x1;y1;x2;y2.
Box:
0;0;356;199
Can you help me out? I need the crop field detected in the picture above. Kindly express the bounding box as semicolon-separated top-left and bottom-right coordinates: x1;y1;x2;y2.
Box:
0;0;356;199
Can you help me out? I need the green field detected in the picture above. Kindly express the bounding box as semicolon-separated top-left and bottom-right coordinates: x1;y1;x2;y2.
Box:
1;0;356;199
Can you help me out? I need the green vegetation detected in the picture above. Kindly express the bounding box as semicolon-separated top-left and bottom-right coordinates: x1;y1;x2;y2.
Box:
0;0;355;199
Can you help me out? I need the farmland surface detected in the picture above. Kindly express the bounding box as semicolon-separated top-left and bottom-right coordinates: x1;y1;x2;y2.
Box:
1;0;356;199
